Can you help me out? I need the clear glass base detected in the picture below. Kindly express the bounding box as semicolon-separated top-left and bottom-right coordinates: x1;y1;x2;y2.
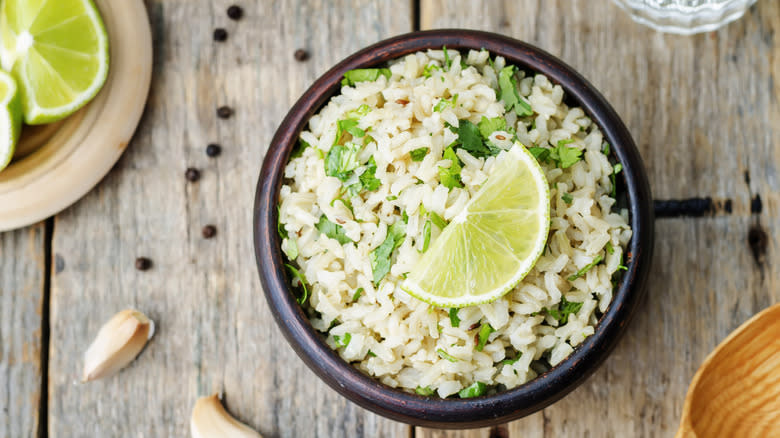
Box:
612;0;759;35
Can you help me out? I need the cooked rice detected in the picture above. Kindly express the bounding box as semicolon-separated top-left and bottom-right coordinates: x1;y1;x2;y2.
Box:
279;49;632;398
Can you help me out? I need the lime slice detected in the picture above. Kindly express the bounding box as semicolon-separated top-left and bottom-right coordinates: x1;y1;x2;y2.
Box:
403;144;551;308
0;0;109;125
0;70;22;172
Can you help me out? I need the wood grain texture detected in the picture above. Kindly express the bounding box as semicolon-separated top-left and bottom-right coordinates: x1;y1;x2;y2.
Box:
0;224;45;438
47;1;411;437
419;0;779;436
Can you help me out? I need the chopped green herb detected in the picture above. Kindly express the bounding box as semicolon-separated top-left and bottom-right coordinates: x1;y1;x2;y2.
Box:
546;297;584;325
458;382;487;398
602;141;610;156
346;104;370;119
528;146;551;163
341;68;391;87
370;221;406;285
501;355;521;366
352;287;364;302
402;210;409;224
448;308;460;328
415;386;435;396
477;116;507;139
562;192;573;204
438;146;463;189
284;237;299;259
291;139;310;158
359;156;382;192
446;119;500;158
422;63;441;78
277;205;288;239
315;148;325;160
386;195;398;201
367;350;377;357
420;220;432;253
333;332;352;348
325;144;361;181
442;46;452;71
476;324;494;351
437;348;458;362
568;254;604;281
498;65;533;116
335;119;365;144
552;139;582;169
316;215;352;245
429;211;447;230
433;94;458;112
410;147;430;162
611;163;623;197
327;319;341;330
605;241;614;254
285;264;309;304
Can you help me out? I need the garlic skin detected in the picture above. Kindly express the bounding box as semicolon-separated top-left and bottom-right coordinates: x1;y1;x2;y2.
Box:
82;309;152;382
191;393;262;438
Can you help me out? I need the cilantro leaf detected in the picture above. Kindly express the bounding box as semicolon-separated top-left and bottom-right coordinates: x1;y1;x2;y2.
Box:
345;104;370;119
352;287;364;302
448;308;460;328
528;146;551;163
359;156;381;192
367;350;377;357
335;119;365;145
443;46;452;71
611;163;623;197
277;205;288;239
410;147;430;162
341;68;391;87
316;215;352;244
458;382;487;398
325;144;361;181
285;264;309;304
370;221;406;285
455;119;491;156
553;139;582;169
333;332;352;348
476;324;494;351
437;348;458;362
501;354;521;366
606;241;614;254
284;237;299;259
498;65;533;116
547;297;583;325
568;254;604;281
562;192;573;204
415;386;435;396
429;211;448;230
422;63;441;78
477;116;506;139
433;94;458;112
420;220;432;253
602;141;611;156
438;147;463;189
292;139;310;158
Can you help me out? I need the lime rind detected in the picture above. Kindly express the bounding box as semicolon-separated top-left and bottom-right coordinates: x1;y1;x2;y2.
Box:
0;70;22;171
0;0;109;125
402;144;551;308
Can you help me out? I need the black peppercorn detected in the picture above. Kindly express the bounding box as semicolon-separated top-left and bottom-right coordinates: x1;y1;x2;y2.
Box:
206;143;222;157
202;225;217;239
185;167;201;182
227;5;243;20
213;28;228;42
216;106;233;119
135;257;152;271
294;49;309;62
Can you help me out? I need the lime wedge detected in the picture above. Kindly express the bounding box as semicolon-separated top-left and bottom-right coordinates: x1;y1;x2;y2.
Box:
0;0;109;125
403;144;550;308
0;70;22;172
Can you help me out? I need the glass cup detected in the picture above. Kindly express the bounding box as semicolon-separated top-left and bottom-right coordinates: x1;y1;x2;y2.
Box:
612;0;759;35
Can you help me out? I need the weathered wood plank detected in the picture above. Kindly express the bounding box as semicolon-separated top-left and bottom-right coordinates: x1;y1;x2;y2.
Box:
48;0;412;437
0;224;45;438
419;0;779;436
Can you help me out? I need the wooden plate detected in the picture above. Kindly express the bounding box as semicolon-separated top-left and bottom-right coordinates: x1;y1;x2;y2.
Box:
0;0;153;232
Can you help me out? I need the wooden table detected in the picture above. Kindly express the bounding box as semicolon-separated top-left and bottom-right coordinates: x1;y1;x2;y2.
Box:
2;0;778;436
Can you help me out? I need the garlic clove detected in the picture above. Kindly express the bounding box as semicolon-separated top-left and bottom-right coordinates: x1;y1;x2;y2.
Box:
191;393;262;438
82;309;152;382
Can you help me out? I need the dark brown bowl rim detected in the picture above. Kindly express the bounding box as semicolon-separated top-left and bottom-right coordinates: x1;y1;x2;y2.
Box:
254;29;654;429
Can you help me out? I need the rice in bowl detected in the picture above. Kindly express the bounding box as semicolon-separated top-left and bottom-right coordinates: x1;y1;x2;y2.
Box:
278;48;632;398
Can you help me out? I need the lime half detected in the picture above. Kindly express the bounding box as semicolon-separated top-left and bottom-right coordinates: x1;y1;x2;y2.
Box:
0;70;22;172
403;144;551;308
0;0;109;125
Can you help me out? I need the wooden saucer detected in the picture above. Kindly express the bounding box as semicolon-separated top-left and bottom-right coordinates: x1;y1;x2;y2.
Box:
0;0;153;232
